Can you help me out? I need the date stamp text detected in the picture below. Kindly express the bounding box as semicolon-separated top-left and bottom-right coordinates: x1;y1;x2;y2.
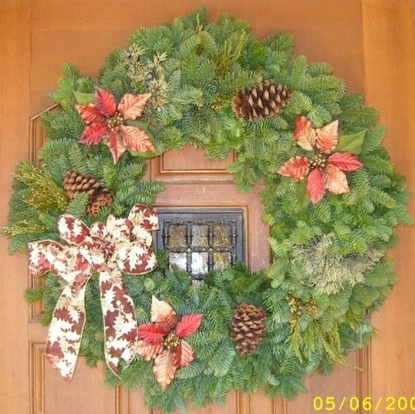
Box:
313;396;415;412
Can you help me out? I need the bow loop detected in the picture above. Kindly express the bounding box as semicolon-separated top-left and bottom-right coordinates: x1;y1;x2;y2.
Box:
58;215;90;245
128;204;159;240
105;215;133;243
29;240;64;278
89;221;107;239
114;240;157;274
78;239;109;271
29;241;90;284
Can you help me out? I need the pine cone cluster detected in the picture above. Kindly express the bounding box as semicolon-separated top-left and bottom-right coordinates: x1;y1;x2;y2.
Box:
232;80;291;122
231;303;266;355
63;170;113;217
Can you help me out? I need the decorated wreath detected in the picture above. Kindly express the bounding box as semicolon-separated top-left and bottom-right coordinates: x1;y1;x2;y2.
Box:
3;8;412;413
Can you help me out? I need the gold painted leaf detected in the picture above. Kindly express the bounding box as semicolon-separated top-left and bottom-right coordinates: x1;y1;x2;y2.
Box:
150;296;178;332
277;156;310;182
316;120;338;154
136;340;163;361
121;126;155;154
153;349;177;390
176;340;194;368
107;132;127;164
324;164;350;195
294;116;316;151
118;93;151;120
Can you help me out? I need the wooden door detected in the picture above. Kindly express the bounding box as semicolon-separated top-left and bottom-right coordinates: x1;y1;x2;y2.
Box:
1;1;414;414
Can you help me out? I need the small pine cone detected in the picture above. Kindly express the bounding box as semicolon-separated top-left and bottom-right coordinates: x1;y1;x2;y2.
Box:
232;80;291;122
231;303;266;356
63;170;113;217
63;170;96;199
86;190;113;217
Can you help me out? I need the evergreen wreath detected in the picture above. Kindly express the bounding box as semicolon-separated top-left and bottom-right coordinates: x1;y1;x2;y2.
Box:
3;8;412;413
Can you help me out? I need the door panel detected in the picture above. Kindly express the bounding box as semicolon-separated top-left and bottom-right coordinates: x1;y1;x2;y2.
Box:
1;1;414;414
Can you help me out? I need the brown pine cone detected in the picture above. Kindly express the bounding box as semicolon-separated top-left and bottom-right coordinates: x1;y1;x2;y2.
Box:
231;303;266;355
86;191;113;217
232;80;291;122
63;170;113;217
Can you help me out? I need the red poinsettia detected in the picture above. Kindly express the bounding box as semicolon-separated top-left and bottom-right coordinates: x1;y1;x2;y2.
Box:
76;88;155;163
136;296;203;390
277;116;363;204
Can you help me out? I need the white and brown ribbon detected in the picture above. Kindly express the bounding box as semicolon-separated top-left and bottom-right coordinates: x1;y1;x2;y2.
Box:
28;204;159;380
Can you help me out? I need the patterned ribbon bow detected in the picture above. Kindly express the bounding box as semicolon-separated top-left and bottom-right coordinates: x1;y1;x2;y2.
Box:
28;204;159;380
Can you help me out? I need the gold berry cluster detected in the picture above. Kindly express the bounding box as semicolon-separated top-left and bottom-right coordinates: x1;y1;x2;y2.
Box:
309;152;327;169
287;294;318;326
106;111;124;132
163;331;180;350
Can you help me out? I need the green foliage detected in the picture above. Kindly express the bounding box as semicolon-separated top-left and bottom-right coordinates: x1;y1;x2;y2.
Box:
3;8;412;414
13;161;69;212
291;234;384;294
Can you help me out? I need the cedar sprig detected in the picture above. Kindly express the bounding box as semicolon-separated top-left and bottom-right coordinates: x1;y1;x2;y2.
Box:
15;162;69;212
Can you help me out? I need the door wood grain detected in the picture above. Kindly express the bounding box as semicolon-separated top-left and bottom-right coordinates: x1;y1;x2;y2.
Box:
1;1;414;413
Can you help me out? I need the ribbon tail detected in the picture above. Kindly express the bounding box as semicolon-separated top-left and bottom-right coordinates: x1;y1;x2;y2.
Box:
99;266;138;376
45;282;87;381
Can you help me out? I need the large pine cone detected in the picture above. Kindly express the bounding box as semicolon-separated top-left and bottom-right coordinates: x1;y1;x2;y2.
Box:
63;170;113;217
231;303;266;355
232;80;291;122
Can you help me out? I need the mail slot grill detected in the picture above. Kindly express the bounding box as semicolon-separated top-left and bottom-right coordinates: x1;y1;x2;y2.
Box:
156;208;245;280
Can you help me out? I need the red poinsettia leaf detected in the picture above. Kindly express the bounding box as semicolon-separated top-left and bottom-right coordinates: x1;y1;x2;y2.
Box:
327;152;363;172
277;156;310;182
137;323;166;344
136;340;163;361
176;314;203;338
150;296;178;332
120;126;155;154
153;349;177;390
175;340;194;368
294;116;316;151
316;120;338;154
76;103;105;124
79;123;108;146
94;88;116;117
118;93;151;120
107;132;127;164
307;168;326;204
324;164;350;195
